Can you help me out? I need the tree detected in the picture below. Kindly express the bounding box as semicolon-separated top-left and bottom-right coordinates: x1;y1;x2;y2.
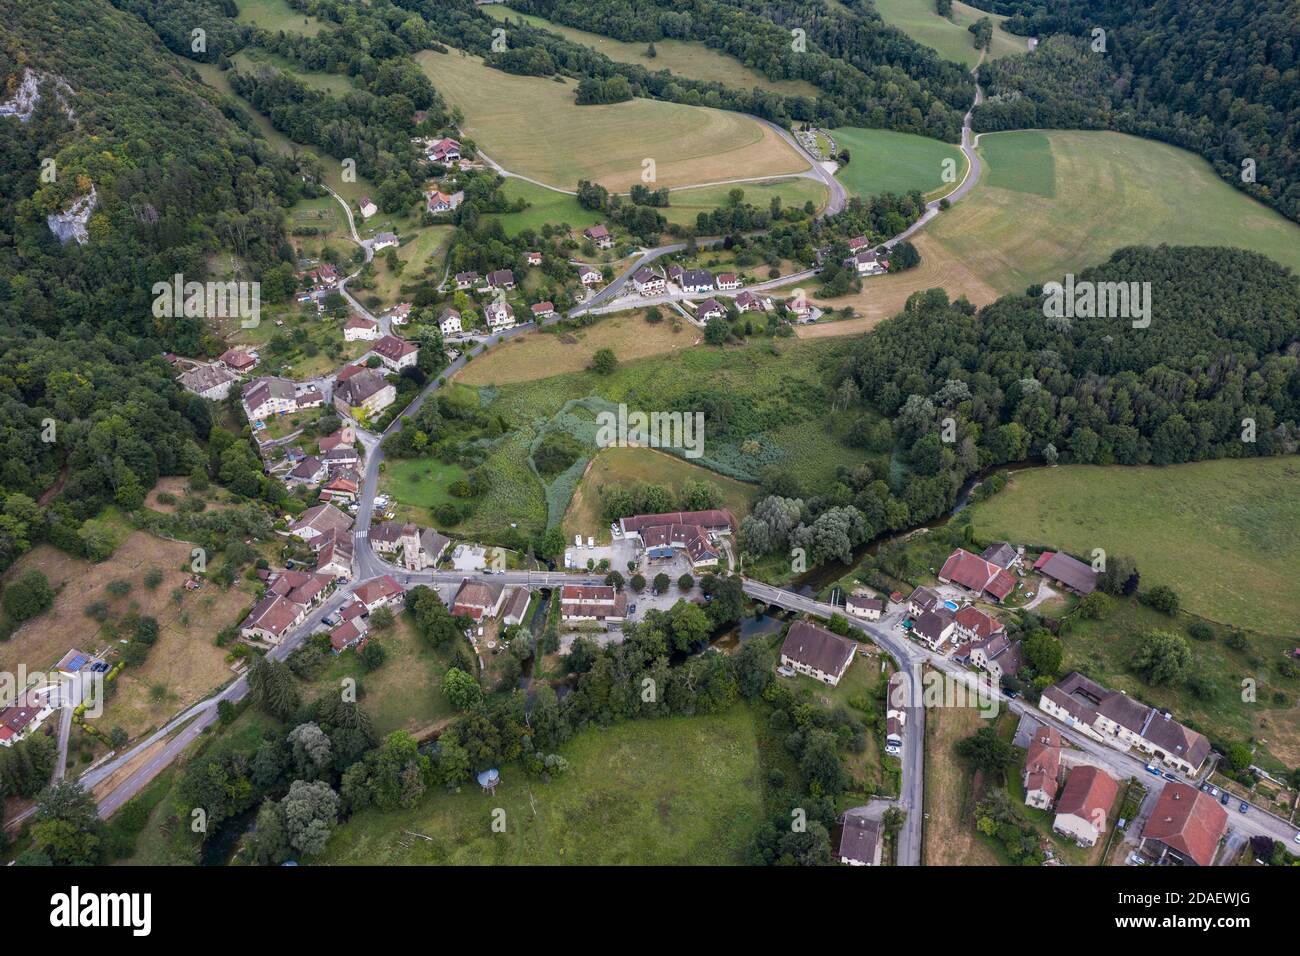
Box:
1139;584;1180;615
678;573;694;591
653;572;671;593
3;570;54;623
1099;555;1139;596
1131;630;1191;686
248;656;300;720
288;722;333;780
630;573;646;593
1022;632;1063;678
30;782;104;865
589;348;617;375
370;605;396;631
251;779;340;863
604;570;624;591
955;726;1017;775
444;667;482;710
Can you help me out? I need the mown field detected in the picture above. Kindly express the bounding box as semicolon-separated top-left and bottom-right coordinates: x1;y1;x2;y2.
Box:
320;707;766;864
928;130;1300;293
234;0;324;35
872;0;1025;68
662;178;829;226
830;127;967;200
562;446;759;543
968;458;1300;637
414;49;808;191
481;5;820;97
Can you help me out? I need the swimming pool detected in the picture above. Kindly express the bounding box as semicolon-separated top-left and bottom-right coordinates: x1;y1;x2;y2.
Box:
943;600;959;611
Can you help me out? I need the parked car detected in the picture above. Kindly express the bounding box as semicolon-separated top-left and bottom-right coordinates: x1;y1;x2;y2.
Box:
1220;792;1231;805
1293;832;1300;845
1239;801;1249;813
1145;764;1162;777
1162;772;1178;781
1210;787;1219;797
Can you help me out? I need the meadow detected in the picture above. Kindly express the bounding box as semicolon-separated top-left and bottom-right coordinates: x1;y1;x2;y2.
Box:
233;0;323;35
872;0;1026;68
662;178;829;226
414;49;807;191
968;458;1300;637
481;5;819;98
320;707;766;864
830;127;967;200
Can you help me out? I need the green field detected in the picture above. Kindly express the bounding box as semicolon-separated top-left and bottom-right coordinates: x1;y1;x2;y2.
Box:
368;225;455;305
872;0;1026;68
663;178;829;226
320;707;766;864
488;179;605;236
415;48;807;192
830;127;968;200
232;49;356;96
234;0;324;35
382;457;470;521
927;130;1300;294
482;5;819;97
969;458;1300;636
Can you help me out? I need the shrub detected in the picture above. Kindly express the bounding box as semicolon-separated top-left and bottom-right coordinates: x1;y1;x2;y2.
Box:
1187;619;1216;642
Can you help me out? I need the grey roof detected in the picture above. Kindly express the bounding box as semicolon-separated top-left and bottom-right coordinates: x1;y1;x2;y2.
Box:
981;542;1018;569
837;815;880;864
179;365;235;393
780;620;856;677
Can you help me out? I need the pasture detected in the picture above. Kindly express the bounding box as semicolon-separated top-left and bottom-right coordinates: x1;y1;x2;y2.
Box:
233;0;324;35
830;127;968;200
414;49;808;191
872;0;1025;68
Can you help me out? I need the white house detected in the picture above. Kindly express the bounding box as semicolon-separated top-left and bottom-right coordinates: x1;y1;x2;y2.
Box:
358;197;378;219
344;316;379;341
485;300;516;329
779;620;856;685
372;334;419;372
439;308;463;336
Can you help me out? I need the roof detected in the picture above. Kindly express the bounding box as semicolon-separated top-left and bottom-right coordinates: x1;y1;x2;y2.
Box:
291;503;353;536
1141;711;1211;771
502;587;531;621
837;815;880;864
1033;551;1099;594
584;224;610;240
1024;727;1061;800
981;542;1019;568
955;605;1003;640
1142;783;1227;866
373;335;418;361
355;575;405;606
487;269;514;286
452;578;505;618
846;594;883;612
907;585;942;613
531;301;554;314
940;548;1016;601
344;316;377;330
335;368;390;405
219;347;256;369
242;594;300;637
179;364;236;393
1055;766;1118;823
780;620;856;678
0;691;47;738
561;585;618;604
620;510;734;535
329;620;364;652
913;607;954;644
290;456;324;480
697;297;723;315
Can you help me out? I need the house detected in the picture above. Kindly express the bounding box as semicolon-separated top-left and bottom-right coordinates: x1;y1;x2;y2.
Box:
734;290;769;313
953;606;1003;644
786;297;813;321
452;578;507;621
1053;766;1118;847
836;815;882;866
388;302;412;326
289;503;353;544
429;137;461;163
695;298;724;322
373;232;399;251
618;510;733;569
677;268;714;294
531;301;555;320
1033;551;1099;595
295;384;324;409
844;249;885;276
1139;783;1227;866
322;445;360;471
583;224;613;249
780;620;857;685
939;548;1017;603
219;347;257;373
485;300;515;329
485;269;515;291
333;368;395;418
969;632;1022;681
526;251;543;266
1039;672;1211;775
358;197;378;219
306;263;339;288
344;316;379;341
426;189;464;214
242;377;297;420
632;267;665;296
1023;726;1062;810
372;334;419;371
439;308;463;336
178;364;237;401
268;569;334;610
559;584;625;626
501;587;532;627
845;594;883;620
912;607;956;650
329;619;368;654
355;575;406;613
319;476;358;504
369;521;448;570
715;272;740;291
318;427;355;454
981;541;1021;570
288;455;327;485
240;594;305;644
454;271;480;290
314;529;354;578
0;691;56;747
847;235;870;253
577;264;602;286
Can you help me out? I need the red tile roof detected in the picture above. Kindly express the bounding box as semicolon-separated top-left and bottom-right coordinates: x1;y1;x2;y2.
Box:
1142;783;1227;866
1055;766;1118;824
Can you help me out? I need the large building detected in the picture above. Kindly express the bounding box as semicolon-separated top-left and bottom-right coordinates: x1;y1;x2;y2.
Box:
372;335;419;372
242;376;298;420
1039;672;1211;775
369;521;449;571
1033;551;1100;595
1139;783;1228;866
780;620;857;685
1052;766;1118;847
618;510;733;569
289;503;354;545
559;585;625;626
452;578;508;621
333;368;395;418
938;548;1016;603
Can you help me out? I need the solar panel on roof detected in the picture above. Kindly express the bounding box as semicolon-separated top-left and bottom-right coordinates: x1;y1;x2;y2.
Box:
67;654;87;671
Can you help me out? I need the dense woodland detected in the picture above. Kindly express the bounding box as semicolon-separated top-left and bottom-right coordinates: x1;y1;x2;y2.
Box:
967;0;1300;222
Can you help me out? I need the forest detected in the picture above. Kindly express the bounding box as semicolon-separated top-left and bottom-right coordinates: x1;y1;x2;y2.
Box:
967;0;1299;223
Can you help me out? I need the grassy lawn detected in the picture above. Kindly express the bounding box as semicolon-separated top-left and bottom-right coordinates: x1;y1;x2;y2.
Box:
662;178;829;226
563;446;759;543
487;179;605;236
482;5;819;98
381;457;470;518
415;48;807;191
921;693;1002;865
320;706;766;864
830;128;968;200
968;458;1300;637
233;0;324;35
367;226;455;307
872;0;1025;68
928;130;1300;294
457;310;702;387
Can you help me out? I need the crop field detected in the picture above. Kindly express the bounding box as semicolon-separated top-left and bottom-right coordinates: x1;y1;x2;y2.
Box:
968;458;1300;638
874;0;1025;68
456;311;702;386
415;49;808;191
320;707;766;864
830;128;967;200
563;446;759;542
233;0;324;35
927;130;1300;294
482;5;819;97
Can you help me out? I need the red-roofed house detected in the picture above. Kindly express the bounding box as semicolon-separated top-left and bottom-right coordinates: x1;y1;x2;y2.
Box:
355;575;405;613
939;548;1016;603
372;335;419;372
584;224;612;249
1140;783;1227;866
1053;766;1118;846
1023;726;1062;809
